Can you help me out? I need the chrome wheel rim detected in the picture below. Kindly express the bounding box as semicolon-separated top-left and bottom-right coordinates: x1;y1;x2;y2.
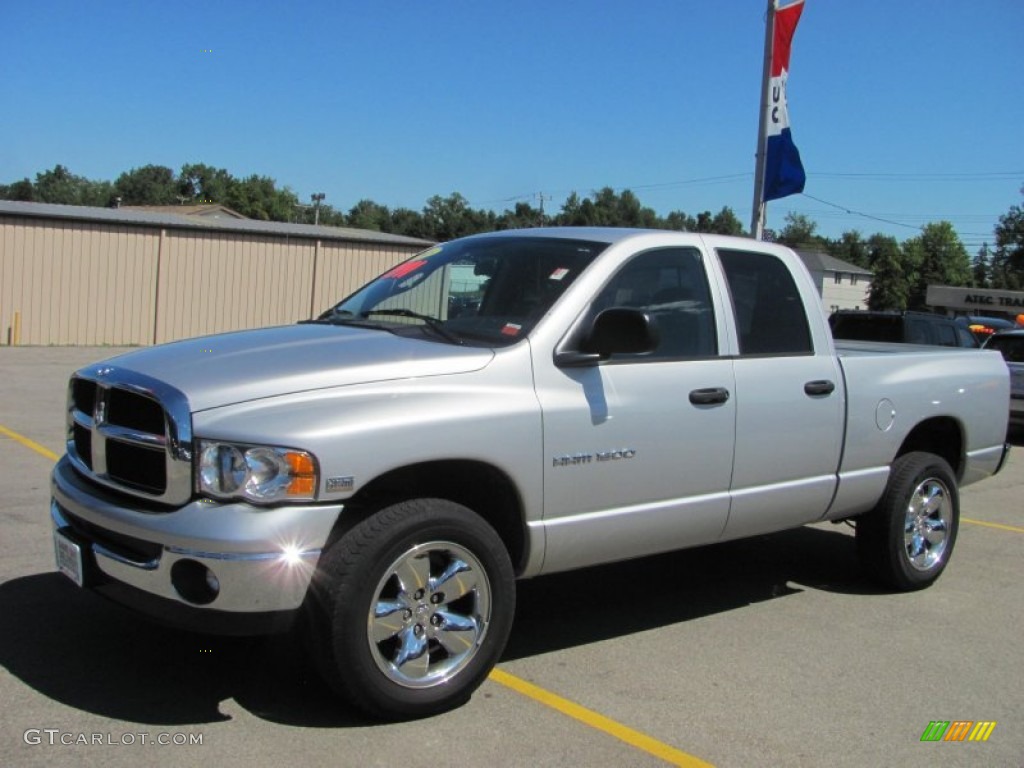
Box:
368;541;491;689
903;476;953;571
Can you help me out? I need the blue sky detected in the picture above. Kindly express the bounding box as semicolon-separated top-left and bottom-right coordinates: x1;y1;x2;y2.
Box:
3;0;1022;248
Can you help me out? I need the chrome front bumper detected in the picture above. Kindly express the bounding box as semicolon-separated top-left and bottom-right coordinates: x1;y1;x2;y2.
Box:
51;455;342;619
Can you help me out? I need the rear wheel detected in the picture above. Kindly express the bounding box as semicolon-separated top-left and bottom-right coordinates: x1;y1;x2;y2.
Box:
856;451;959;591
306;498;515;719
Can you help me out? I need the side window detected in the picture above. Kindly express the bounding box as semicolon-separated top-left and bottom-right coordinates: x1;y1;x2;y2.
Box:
956;326;978;348
935;323;957;347
906;318;930;344
591;247;717;360
719;249;812;355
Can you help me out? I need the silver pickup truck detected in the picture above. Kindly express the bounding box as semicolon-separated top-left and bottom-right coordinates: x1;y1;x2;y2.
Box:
50;228;1011;718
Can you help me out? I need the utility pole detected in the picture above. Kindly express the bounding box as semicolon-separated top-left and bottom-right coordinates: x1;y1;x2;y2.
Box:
535;192;551;227
311;193;326;226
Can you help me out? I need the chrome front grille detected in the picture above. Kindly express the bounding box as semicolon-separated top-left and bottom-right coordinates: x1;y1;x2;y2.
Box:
66;367;194;506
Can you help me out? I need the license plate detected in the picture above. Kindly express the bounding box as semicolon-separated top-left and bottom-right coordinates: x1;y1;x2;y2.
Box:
54;529;85;587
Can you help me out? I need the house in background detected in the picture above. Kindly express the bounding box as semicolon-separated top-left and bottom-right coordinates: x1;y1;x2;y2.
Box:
796;249;873;312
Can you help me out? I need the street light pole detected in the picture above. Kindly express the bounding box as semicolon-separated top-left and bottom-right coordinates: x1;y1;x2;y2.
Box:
311;193;326;226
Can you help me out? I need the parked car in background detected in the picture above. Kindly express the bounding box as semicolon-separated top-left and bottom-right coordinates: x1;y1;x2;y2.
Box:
983;329;1024;429
959;315;1017;344
829;310;978;348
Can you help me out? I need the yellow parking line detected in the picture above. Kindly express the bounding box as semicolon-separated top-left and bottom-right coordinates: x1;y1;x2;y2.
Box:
0;424;59;462
489;668;715;767
0;417;1012;762
962;517;1024;534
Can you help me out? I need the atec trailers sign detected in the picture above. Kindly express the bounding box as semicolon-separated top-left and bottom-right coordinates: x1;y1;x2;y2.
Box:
926;285;1024;312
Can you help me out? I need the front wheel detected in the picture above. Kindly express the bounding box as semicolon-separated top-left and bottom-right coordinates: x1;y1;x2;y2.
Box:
856;451;959;591
306;498;515;719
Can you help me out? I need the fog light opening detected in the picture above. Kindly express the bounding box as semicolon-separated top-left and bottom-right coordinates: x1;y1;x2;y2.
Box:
171;559;220;605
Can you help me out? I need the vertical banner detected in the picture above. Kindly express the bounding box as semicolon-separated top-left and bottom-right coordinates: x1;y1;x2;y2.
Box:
763;0;806;202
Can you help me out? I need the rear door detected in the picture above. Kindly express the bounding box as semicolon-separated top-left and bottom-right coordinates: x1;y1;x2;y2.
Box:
716;248;845;539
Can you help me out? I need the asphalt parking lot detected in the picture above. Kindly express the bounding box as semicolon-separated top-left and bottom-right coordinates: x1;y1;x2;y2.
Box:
2;346;1022;768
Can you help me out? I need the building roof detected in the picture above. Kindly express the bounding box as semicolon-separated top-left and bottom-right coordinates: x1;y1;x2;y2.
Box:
120;203;248;219
0;200;433;248
796;248;873;277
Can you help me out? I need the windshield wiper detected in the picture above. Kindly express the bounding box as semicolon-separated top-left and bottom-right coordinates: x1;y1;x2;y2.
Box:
364;309;464;345
300;308;358;325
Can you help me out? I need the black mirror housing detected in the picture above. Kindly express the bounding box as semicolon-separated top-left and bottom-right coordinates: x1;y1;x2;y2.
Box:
585;307;659;356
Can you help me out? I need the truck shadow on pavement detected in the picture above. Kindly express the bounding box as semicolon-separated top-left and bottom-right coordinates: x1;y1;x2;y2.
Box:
505;523;870;660
0;574;358;727
0;524;878;727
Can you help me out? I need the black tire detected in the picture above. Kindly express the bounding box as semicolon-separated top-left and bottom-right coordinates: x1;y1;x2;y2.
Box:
856;451;959;591
305;498;515;719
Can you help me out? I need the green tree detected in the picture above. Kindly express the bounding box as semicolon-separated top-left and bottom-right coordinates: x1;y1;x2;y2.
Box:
225;175;299;221
0;178;35;201
552;187;659;228
556;192;585;225
114;165;178;205
421;193;493;240
973;244;992;288
346;199;392;231
662;210;697;231
389;207;428;239
706;206;745;235
33;165;113;206
495;201;545;230
178;163;233;203
828;230;870;269
866;234;907;310
776;212;823;249
992;188;1024;290
903;221;972;310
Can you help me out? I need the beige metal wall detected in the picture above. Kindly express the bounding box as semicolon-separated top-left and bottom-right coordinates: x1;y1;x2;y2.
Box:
0;215;419;346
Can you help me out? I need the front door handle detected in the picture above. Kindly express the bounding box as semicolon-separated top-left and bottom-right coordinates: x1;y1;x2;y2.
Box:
804;379;836;396
689;387;730;405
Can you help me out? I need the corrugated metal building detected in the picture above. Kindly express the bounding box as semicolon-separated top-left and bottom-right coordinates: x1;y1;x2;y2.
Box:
0;201;431;346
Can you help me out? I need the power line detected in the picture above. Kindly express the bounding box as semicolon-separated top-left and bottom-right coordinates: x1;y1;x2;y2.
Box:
472;169;1018;238
793;192;926;231
807;170;1024;182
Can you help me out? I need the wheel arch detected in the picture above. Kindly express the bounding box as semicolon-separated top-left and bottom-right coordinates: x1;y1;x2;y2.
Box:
895;416;964;480
328;459;529;575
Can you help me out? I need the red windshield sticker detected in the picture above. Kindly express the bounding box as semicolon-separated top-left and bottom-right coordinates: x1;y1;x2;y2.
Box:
501;323;522;337
549;267;570;281
384;260;426;279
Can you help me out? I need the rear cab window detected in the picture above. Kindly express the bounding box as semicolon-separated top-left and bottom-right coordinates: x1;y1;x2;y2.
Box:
718;249;813;356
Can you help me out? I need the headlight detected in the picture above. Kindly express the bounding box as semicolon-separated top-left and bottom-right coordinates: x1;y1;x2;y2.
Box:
197;441;318;503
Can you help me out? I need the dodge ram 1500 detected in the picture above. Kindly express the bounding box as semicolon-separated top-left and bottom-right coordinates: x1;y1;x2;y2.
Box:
51;228;1011;718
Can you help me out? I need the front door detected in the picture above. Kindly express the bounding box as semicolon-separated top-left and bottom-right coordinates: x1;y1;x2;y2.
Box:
533;246;737;574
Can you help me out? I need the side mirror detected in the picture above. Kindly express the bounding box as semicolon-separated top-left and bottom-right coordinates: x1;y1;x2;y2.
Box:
556;308;659;367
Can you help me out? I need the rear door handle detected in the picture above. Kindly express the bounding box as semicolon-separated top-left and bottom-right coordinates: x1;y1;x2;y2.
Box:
804;379;836;396
689;387;730;405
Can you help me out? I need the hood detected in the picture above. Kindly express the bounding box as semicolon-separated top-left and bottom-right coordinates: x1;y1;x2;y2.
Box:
93;324;494;412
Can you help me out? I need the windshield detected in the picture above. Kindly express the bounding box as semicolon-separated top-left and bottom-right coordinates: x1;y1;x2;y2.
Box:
985;334;1024;363
315;235;606;346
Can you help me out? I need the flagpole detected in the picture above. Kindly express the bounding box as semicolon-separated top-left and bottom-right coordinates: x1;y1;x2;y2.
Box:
750;0;777;240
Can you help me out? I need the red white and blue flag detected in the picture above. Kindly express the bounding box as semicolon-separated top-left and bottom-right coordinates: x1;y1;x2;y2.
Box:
763;0;806;202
